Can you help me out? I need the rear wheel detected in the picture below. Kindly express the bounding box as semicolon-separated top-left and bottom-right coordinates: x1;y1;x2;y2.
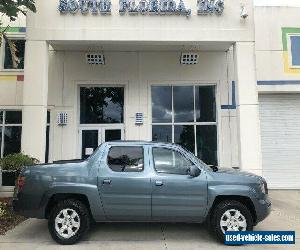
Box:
48;199;90;245
210;200;253;243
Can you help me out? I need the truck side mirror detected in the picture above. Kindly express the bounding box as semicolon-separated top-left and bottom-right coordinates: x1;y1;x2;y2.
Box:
187;165;201;177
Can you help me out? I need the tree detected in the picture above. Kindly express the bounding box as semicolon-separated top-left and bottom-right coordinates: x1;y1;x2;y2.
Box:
0;0;36;68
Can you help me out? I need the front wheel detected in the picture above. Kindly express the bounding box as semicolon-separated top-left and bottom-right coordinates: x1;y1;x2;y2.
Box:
48;199;90;245
210;200;253;243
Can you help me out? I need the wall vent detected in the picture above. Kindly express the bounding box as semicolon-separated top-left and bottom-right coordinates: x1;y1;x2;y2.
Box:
135;112;144;125
180;52;199;65
86;53;105;65
57;112;68;126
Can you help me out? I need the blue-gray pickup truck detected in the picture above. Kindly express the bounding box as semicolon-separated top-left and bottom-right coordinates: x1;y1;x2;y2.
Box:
13;141;271;245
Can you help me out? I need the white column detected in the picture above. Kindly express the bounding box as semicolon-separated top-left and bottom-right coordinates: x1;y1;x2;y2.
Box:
21;41;49;163
234;42;262;175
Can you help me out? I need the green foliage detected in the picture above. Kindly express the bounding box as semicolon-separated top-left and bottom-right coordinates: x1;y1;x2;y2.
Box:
0;153;38;173
0;201;8;218
0;0;36;22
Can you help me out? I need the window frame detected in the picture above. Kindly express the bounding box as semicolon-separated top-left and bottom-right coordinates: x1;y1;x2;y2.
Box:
1;35;26;72
152;146;195;176
0;110;22;158
150;83;218;165
106;145;145;173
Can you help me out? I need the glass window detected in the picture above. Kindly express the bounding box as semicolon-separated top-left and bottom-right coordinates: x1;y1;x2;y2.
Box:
45;111;51;163
152;147;193;175
80;87;124;124
45;126;50;163
174;86;194;122
196;125;217;166
195;86;216;122
0;111;23;158
81;130;99;159
5;111;22;124
290;36;300;66
174;125;195;153
4;40;25;70
0;127;2;155
3;126;22;156
47;111;51;124
151;85;218;165
151;86;172;123
152;125;172;143
107;146;144;172
105;129;121;141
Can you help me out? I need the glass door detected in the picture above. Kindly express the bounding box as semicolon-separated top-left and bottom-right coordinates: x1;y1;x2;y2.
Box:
80;127;124;159
79;86;125;159
80;128;100;159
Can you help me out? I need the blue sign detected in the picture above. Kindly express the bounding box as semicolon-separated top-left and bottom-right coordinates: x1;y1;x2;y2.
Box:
225;231;296;245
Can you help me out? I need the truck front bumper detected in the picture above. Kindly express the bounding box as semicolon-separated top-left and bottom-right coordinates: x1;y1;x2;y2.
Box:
253;195;272;224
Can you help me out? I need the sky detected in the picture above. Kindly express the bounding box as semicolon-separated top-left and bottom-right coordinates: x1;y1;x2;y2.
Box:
254;0;300;7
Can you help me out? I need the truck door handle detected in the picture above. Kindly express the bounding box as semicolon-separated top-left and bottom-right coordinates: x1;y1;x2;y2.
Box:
103;179;112;185
155;180;163;186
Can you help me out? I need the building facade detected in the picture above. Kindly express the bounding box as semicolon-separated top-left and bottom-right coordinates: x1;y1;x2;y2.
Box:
0;0;299;194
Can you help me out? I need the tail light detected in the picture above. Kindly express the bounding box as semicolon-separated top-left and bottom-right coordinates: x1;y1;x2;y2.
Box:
16;176;26;192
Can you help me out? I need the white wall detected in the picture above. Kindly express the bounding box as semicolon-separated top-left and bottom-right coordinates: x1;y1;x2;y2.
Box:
47;49;239;167
26;0;254;43
255;6;300;81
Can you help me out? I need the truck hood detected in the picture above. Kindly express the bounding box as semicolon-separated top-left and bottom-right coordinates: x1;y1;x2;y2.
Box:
216;168;262;180
208;167;264;185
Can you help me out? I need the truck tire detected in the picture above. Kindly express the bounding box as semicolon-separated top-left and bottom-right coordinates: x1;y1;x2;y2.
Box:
48;199;90;245
210;200;253;243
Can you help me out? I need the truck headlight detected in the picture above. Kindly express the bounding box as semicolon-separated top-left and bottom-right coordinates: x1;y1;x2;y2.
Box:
259;182;266;194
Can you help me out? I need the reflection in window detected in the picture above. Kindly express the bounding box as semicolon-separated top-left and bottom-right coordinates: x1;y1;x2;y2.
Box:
0;111;22;158
152;125;172;143
80;87;124;124
4;40;25;70
105;129;121;141
5;111;22;124
174;86;194;122
151;85;217;165
152;147;193;175
195;86;216;122
196;125;217;166
151;86;172;123
45;111;51;163
174;125;195;153
107;146;144;172
81;130;98;160
3;127;22;156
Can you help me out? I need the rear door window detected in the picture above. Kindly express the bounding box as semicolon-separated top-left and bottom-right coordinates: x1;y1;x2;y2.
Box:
107;146;144;172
